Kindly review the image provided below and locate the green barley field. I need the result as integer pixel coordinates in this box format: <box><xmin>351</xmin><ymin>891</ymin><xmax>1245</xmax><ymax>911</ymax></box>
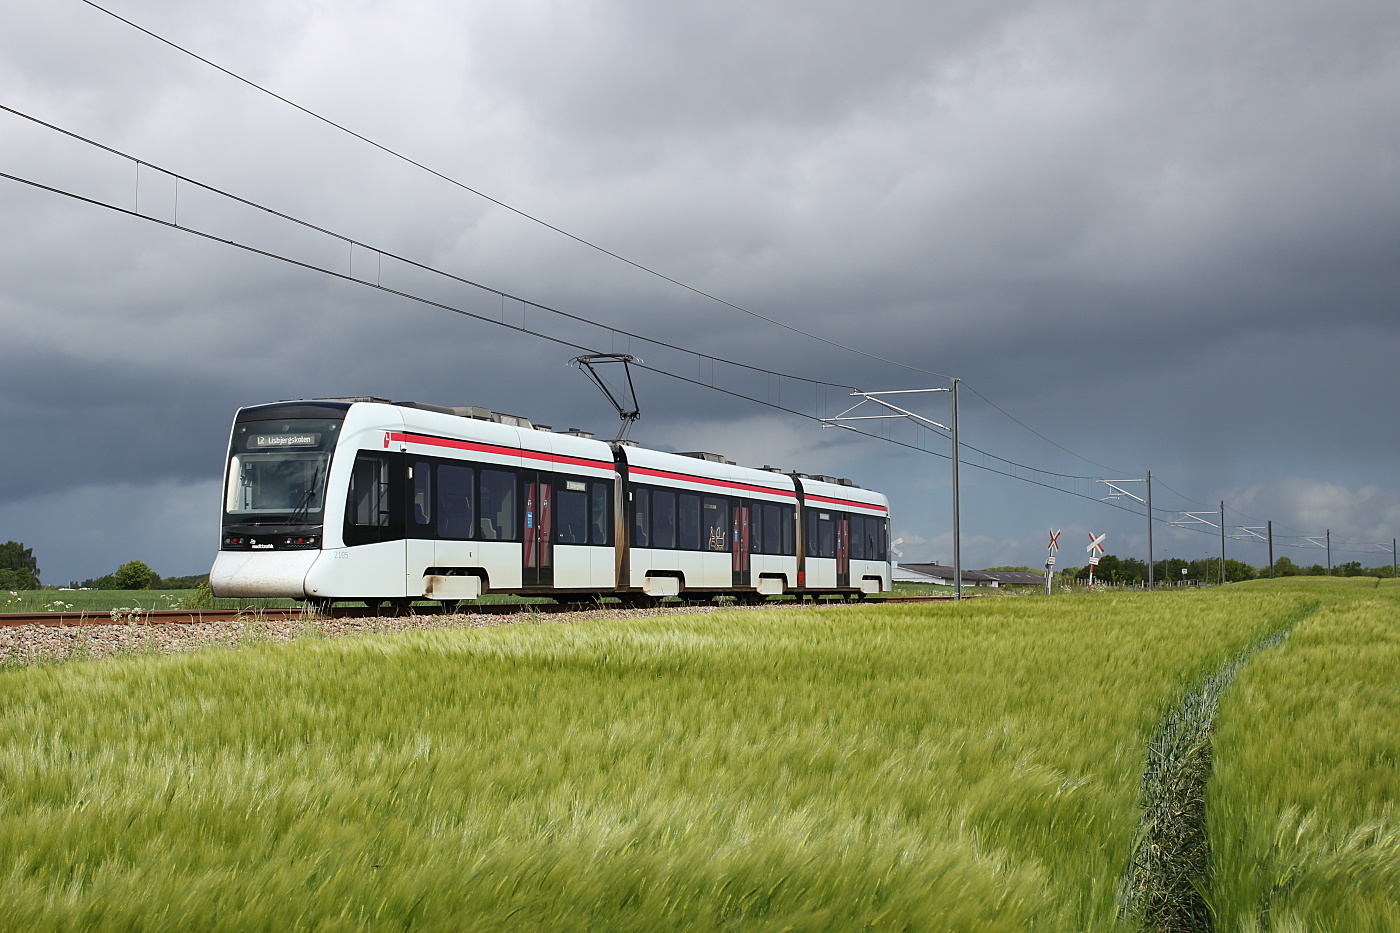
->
<box><xmin>0</xmin><ymin>582</ymin><xmax>1392</xmax><ymax>931</ymax></box>
<box><xmin>1208</xmin><ymin>578</ymin><xmax>1400</xmax><ymax>932</ymax></box>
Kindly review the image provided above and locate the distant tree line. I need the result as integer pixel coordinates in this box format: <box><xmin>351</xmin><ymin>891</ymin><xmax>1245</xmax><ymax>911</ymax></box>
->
<box><xmin>74</xmin><ymin>561</ymin><xmax>210</xmax><ymax>590</ymax></box>
<box><xmin>1</xmin><ymin>542</ymin><xmax>212</xmax><ymax>590</ymax></box>
<box><xmin>1062</xmin><ymin>553</ymin><xmax>1396</xmax><ymax>585</ymax></box>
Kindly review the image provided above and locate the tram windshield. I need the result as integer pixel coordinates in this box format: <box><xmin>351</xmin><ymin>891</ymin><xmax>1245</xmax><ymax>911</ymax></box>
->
<box><xmin>224</xmin><ymin>419</ymin><xmax>340</xmax><ymax>523</ymax></box>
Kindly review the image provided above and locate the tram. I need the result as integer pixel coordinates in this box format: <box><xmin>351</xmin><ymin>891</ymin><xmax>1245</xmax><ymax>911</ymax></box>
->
<box><xmin>210</xmin><ymin>398</ymin><xmax>891</xmax><ymax>606</ymax></box>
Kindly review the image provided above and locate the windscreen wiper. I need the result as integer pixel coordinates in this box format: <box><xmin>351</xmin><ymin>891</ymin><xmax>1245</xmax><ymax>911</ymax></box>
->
<box><xmin>288</xmin><ymin>465</ymin><xmax>321</xmax><ymax>525</ymax></box>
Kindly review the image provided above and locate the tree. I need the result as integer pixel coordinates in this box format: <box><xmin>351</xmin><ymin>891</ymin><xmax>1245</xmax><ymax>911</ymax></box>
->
<box><xmin>113</xmin><ymin>560</ymin><xmax>158</xmax><ymax>590</ymax></box>
<box><xmin>1272</xmin><ymin>556</ymin><xmax>1300</xmax><ymax>577</ymax></box>
<box><xmin>1224</xmin><ymin>560</ymin><xmax>1257</xmax><ymax>583</ymax></box>
<box><xmin>1336</xmin><ymin>561</ymin><xmax>1365</xmax><ymax>577</ymax></box>
<box><xmin>0</xmin><ymin>541</ymin><xmax>40</xmax><ymax>590</ymax></box>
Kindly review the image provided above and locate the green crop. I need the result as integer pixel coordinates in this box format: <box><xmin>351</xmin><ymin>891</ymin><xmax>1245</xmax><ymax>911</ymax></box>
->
<box><xmin>0</xmin><ymin>588</ymin><xmax>1320</xmax><ymax>931</ymax></box>
<box><xmin>1208</xmin><ymin>579</ymin><xmax>1400</xmax><ymax>932</ymax></box>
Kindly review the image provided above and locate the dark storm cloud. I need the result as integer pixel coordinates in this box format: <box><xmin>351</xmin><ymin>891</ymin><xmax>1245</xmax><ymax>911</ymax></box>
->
<box><xmin>1</xmin><ymin>0</ymin><xmax>1397</xmax><ymax>580</ymax></box>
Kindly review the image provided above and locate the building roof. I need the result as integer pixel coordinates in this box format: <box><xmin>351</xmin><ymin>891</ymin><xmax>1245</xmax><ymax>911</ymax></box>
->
<box><xmin>895</xmin><ymin>563</ymin><xmax>996</xmax><ymax>584</ymax></box>
<box><xmin>980</xmin><ymin>570</ymin><xmax>1047</xmax><ymax>586</ymax></box>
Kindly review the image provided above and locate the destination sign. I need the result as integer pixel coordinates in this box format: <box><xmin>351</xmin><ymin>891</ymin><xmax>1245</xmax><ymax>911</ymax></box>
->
<box><xmin>252</xmin><ymin>434</ymin><xmax>320</xmax><ymax>448</ymax></box>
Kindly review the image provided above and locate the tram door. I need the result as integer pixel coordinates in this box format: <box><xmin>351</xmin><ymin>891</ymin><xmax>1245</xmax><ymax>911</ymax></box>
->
<box><xmin>522</xmin><ymin>472</ymin><xmax>554</xmax><ymax>588</ymax></box>
<box><xmin>732</xmin><ymin>504</ymin><xmax>751</xmax><ymax>587</ymax></box>
<box><xmin>836</xmin><ymin>516</ymin><xmax>850</xmax><ymax>589</ymax></box>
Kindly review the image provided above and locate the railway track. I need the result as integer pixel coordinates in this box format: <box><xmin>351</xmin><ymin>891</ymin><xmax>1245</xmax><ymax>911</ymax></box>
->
<box><xmin>0</xmin><ymin>594</ymin><xmax>965</xmax><ymax>628</ymax></box>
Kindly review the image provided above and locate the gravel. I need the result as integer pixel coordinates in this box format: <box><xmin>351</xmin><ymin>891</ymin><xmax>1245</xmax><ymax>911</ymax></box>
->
<box><xmin>0</xmin><ymin>603</ymin><xmax>814</xmax><ymax>669</ymax></box>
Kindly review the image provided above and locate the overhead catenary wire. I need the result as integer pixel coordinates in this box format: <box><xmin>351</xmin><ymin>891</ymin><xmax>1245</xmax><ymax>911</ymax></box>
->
<box><xmin>9</xmin><ymin>161</ymin><xmax>1379</xmax><ymax>554</ymax></box>
<box><xmin>1</xmin><ymin>159</ymin><xmax>1141</xmax><ymax>506</ymax></box>
<box><xmin>8</xmin><ymin>100</ymin><xmax>1379</xmax><ymax>558</ymax></box>
<box><xmin>48</xmin><ymin>2</ymin><xmax>1397</xmax><ymax>562</ymax></box>
<box><xmin>74</xmin><ymin>0</ymin><xmax>954</xmax><ymax>383</ymax></box>
<box><xmin>0</xmin><ymin>100</ymin><xmax>1113</xmax><ymax>494</ymax></box>
<box><xmin>71</xmin><ymin>0</ymin><xmax>1294</xmax><ymax>529</ymax></box>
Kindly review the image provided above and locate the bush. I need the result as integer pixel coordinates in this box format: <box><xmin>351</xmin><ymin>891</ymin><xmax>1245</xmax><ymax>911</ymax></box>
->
<box><xmin>113</xmin><ymin>560</ymin><xmax>158</xmax><ymax>591</ymax></box>
<box><xmin>0</xmin><ymin>568</ymin><xmax>40</xmax><ymax>590</ymax></box>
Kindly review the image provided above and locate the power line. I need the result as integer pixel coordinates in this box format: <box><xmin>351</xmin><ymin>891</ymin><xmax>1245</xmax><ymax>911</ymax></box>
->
<box><xmin>959</xmin><ymin>381</ymin><xmax>1141</xmax><ymax>476</ymax></box>
<box><xmin>0</xmin><ymin>99</ymin><xmax>1115</xmax><ymax>493</ymax></box>
<box><xmin>1</xmin><ymin>158</ymin><xmax>1132</xmax><ymax>504</ymax></box>
<box><xmin>3</xmin><ymin>96</ymin><xmax>1389</xmax><ymax>555</ymax></box>
<box><xmin>6</xmin><ymin>161</ymin><xmax>1384</xmax><ymax>554</ymax></box>
<box><xmin>74</xmin><ymin>0</ymin><xmax>954</xmax><ymax>382</ymax></box>
<box><xmin>0</xmin><ymin>101</ymin><xmax>852</xmax><ymax>396</ymax></box>
<box><xmin>74</xmin><ymin>0</ymin><xmax>1241</xmax><ymax>515</ymax></box>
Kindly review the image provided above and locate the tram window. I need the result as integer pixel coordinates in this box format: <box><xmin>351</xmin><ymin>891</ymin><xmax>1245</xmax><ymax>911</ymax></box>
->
<box><xmin>555</xmin><ymin>484</ymin><xmax>588</xmax><ymax>544</ymax></box>
<box><xmin>749</xmin><ymin>502</ymin><xmax>763</xmax><ymax>553</ymax></box>
<box><xmin>344</xmin><ymin>452</ymin><xmax>400</xmax><ymax>546</ymax></box>
<box><xmin>479</xmin><ymin>469</ymin><xmax>517</xmax><ymax>540</ymax></box>
<box><xmin>437</xmin><ymin>464</ymin><xmax>475</xmax><ymax>539</ymax></box>
<box><xmin>806</xmin><ymin>511</ymin><xmax>835</xmax><ymax>559</ymax></box>
<box><xmin>591</xmin><ymin>483</ymin><xmax>611</xmax><ymax>546</ymax></box>
<box><xmin>781</xmin><ymin>504</ymin><xmax>795</xmax><ymax>555</ymax></box>
<box><xmin>760</xmin><ymin>503</ymin><xmax>779</xmax><ymax>554</ymax></box>
<box><xmin>632</xmin><ymin>488</ymin><xmax>650</xmax><ymax>548</ymax></box>
<box><xmin>652</xmin><ymin>489</ymin><xmax>676</xmax><ymax>549</ymax></box>
<box><xmin>678</xmin><ymin>494</ymin><xmax>701</xmax><ymax>550</ymax></box>
<box><xmin>818</xmin><ymin>514</ymin><xmax>836</xmax><ymax>558</ymax></box>
<box><xmin>877</xmin><ymin>520</ymin><xmax>888</xmax><ymax>561</ymax></box>
<box><xmin>805</xmin><ymin>511</ymin><xmax>818</xmax><ymax>557</ymax></box>
<box><xmin>703</xmin><ymin>497</ymin><xmax>729</xmax><ymax>552</ymax></box>
<box><xmin>411</xmin><ymin>461</ymin><xmax>432</xmax><ymax>527</ymax></box>
<box><xmin>348</xmin><ymin>454</ymin><xmax>390</xmax><ymax>528</ymax></box>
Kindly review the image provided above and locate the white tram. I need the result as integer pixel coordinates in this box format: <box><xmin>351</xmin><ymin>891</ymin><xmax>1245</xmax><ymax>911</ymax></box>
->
<box><xmin>210</xmin><ymin>398</ymin><xmax>891</xmax><ymax>606</ymax></box>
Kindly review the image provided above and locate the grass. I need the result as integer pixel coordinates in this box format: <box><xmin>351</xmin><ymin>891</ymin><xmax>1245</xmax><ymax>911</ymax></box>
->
<box><xmin>1206</xmin><ymin>578</ymin><xmax>1400</xmax><ymax>931</ymax></box>
<box><xmin>0</xmin><ymin>589</ymin><xmax>572</xmax><ymax>614</ymax></box>
<box><xmin>0</xmin><ymin>586</ymin><xmax>1319</xmax><ymax>931</ymax></box>
<box><xmin>1</xmin><ymin>588</ymin><xmax>295</xmax><ymax>613</ymax></box>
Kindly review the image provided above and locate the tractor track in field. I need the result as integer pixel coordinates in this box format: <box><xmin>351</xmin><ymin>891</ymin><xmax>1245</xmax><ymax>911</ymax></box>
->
<box><xmin>1118</xmin><ymin>617</ymin><xmax>1306</xmax><ymax>932</ymax></box>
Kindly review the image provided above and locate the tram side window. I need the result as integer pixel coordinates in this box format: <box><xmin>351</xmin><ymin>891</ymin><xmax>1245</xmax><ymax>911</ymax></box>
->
<box><xmin>877</xmin><ymin>519</ymin><xmax>888</xmax><ymax>561</ymax></box>
<box><xmin>782</xmin><ymin>504</ymin><xmax>795</xmax><ymax>555</ymax></box>
<box><xmin>479</xmin><ymin>469</ymin><xmax>517</xmax><ymax>540</ymax></box>
<box><xmin>749</xmin><ymin>503</ymin><xmax>763</xmax><ymax>553</ymax></box>
<box><xmin>678</xmin><ymin>494</ymin><xmax>702</xmax><ymax>550</ymax></box>
<box><xmin>653</xmin><ymin>489</ymin><xmax>677</xmax><ymax>549</ymax></box>
<box><xmin>345</xmin><ymin>452</ymin><xmax>398</xmax><ymax>546</ymax></box>
<box><xmin>632</xmin><ymin>488</ymin><xmax>650</xmax><ymax>548</ymax></box>
<box><xmin>555</xmin><ymin>480</ymin><xmax>588</xmax><ymax>544</ymax></box>
<box><xmin>591</xmin><ymin>483</ymin><xmax>611</xmax><ymax>546</ymax></box>
<box><xmin>762</xmin><ymin>503</ymin><xmax>783</xmax><ymax>555</ymax></box>
<box><xmin>703</xmin><ymin>497</ymin><xmax>729</xmax><ymax>552</ymax></box>
<box><xmin>411</xmin><ymin>461</ymin><xmax>432</xmax><ymax>529</ymax></box>
<box><xmin>807</xmin><ymin>511</ymin><xmax>836</xmax><ymax>559</ymax></box>
<box><xmin>437</xmin><ymin>464</ymin><xmax>476</xmax><ymax>539</ymax></box>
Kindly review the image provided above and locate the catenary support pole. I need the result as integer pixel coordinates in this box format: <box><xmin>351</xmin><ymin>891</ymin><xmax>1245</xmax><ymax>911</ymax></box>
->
<box><xmin>1220</xmin><ymin>501</ymin><xmax>1226</xmax><ymax>585</ymax></box>
<box><xmin>1268</xmin><ymin>520</ymin><xmax>1274</xmax><ymax>578</ymax></box>
<box><xmin>1393</xmin><ymin>538</ymin><xmax>1397</xmax><ymax>580</ymax></box>
<box><xmin>1326</xmin><ymin>529</ymin><xmax>1331</xmax><ymax>574</ymax></box>
<box><xmin>951</xmin><ymin>377</ymin><xmax>962</xmax><ymax>602</ymax></box>
<box><xmin>1146</xmin><ymin>471</ymin><xmax>1154</xmax><ymax>591</ymax></box>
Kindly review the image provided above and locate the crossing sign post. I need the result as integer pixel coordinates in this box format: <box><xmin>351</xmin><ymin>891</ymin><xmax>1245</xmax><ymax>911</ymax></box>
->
<box><xmin>1045</xmin><ymin>529</ymin><xmax>1061</xmax><ymax>595</ymax></box>
<box><xmin>1086</xmin><ymin>532</ymin><xmax>1107</xmax><ymax>586</ymax></box>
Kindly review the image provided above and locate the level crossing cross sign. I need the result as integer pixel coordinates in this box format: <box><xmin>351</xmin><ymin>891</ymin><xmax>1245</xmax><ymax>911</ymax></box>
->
<box><xmin>1087</xmin><ymin>532</ymin><xmax>1106</xmax><ymax>566</ymax></box>
<box><xmin>1046</xmin><ymin>529</ymin><xmax>1061</xmax><ymax>567</ymax></box>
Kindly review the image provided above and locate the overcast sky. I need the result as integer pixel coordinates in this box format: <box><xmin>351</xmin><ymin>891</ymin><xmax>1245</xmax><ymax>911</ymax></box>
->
<box><xmin>2</xmin><ymin>0</ymin><xmax>1397</xmax><ymax>584</ymax></box>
